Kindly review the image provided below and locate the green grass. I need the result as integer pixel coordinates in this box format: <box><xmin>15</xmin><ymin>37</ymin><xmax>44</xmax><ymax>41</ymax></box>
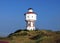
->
<box><xmin>0</xmin><ymin>30</ymin><xmax>60</xmax><ymax>43</ymax></box>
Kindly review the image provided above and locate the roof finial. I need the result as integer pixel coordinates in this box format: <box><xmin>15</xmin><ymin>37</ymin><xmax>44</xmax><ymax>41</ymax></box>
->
<box><xmin>28</xmin><ymin>8</ymin><xmax>33</xmax><ymax>10</ymax></box>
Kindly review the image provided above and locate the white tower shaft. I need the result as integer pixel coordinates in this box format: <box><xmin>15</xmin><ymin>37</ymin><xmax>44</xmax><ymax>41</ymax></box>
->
<box><xmin>27</xmin><ymin>21</ymin><xmax>35</xmax><ymax>30</ymax></box>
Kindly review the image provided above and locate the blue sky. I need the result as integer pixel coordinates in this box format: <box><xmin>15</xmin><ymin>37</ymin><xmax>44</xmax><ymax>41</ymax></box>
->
<box><xmin>0</xmin><ymin>0</ymin><xmax>60</xmax><ymax>36</ymax></box>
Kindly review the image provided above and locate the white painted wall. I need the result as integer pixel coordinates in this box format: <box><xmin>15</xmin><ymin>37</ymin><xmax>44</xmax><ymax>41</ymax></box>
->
<box><xmin>26</xmin><ymin>14</ymin><xmax>37</xmax><ymax>21</ymax></box>
<box><xmin>27</xmin><ymin>26</ymin><xmax>35</xmax><ymax>30</ymax></box>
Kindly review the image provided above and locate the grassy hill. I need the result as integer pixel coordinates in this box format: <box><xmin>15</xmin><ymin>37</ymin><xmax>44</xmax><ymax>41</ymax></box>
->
<box><xmin>0</xmin><ymin>30</ymin><xmax>60</xmax><ymax>43</ymax></box>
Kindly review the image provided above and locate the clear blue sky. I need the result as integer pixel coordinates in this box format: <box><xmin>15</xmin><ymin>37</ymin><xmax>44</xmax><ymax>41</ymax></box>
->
<box><xmin>0</xmin><ymin>0</ymin><xmax>60</xmax><ymax>36</ymax></box>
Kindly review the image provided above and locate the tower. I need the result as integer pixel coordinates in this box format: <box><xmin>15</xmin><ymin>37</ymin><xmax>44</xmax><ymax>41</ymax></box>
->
<box><xmin>24</xmin><ymin>8</ymin><xmax>37</xmax><ymax>30</ymax></box>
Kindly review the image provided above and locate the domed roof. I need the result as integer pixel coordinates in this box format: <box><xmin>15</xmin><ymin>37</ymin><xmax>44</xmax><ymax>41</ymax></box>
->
<box><xmin>24</xmin><ymin>8</ymin><xmax>36</xmax><ymax>15</ymax></box>
<box><xmin>28</xmin><ymin>8</ymin><xmax>33</xmax><ymax>10</ymax></box>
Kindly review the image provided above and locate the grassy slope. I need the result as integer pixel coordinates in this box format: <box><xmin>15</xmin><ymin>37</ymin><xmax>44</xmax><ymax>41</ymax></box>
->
<box><xmin>0</xmin><ymin>30</ymin><xmax>60</xmax><ymax>43</ymax></box>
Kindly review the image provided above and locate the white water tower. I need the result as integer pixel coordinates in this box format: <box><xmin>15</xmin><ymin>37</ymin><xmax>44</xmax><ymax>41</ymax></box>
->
<box><xmin>24</xmin><ymin>8</ymin><xmax>37</xmax><ymax>30</ymax></box>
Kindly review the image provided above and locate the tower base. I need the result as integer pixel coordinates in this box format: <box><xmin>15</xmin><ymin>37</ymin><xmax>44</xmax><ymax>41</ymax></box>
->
<box><xmin>27</xmin><ymin>26</ymin><xmax>35</xmax><ymax>30</ymax></box>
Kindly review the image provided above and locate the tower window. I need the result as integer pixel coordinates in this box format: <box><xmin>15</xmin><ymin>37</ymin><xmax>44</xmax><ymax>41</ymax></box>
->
<box><xmin>27</xmin><ymin>16</ymin><xmax>29</xmax><ymax>18</ymax></box>
<box><xmin>32</xmin><ymin>16</ymin><xmax>33</xmax><ymax>18</ymax></box>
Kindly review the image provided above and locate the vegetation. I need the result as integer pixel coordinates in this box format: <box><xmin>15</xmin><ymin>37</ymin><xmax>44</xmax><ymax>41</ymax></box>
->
<box><xmin>0</xmin><ymin>29</ymin><xmax>60</xmax><ymax>43</ymax></box>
